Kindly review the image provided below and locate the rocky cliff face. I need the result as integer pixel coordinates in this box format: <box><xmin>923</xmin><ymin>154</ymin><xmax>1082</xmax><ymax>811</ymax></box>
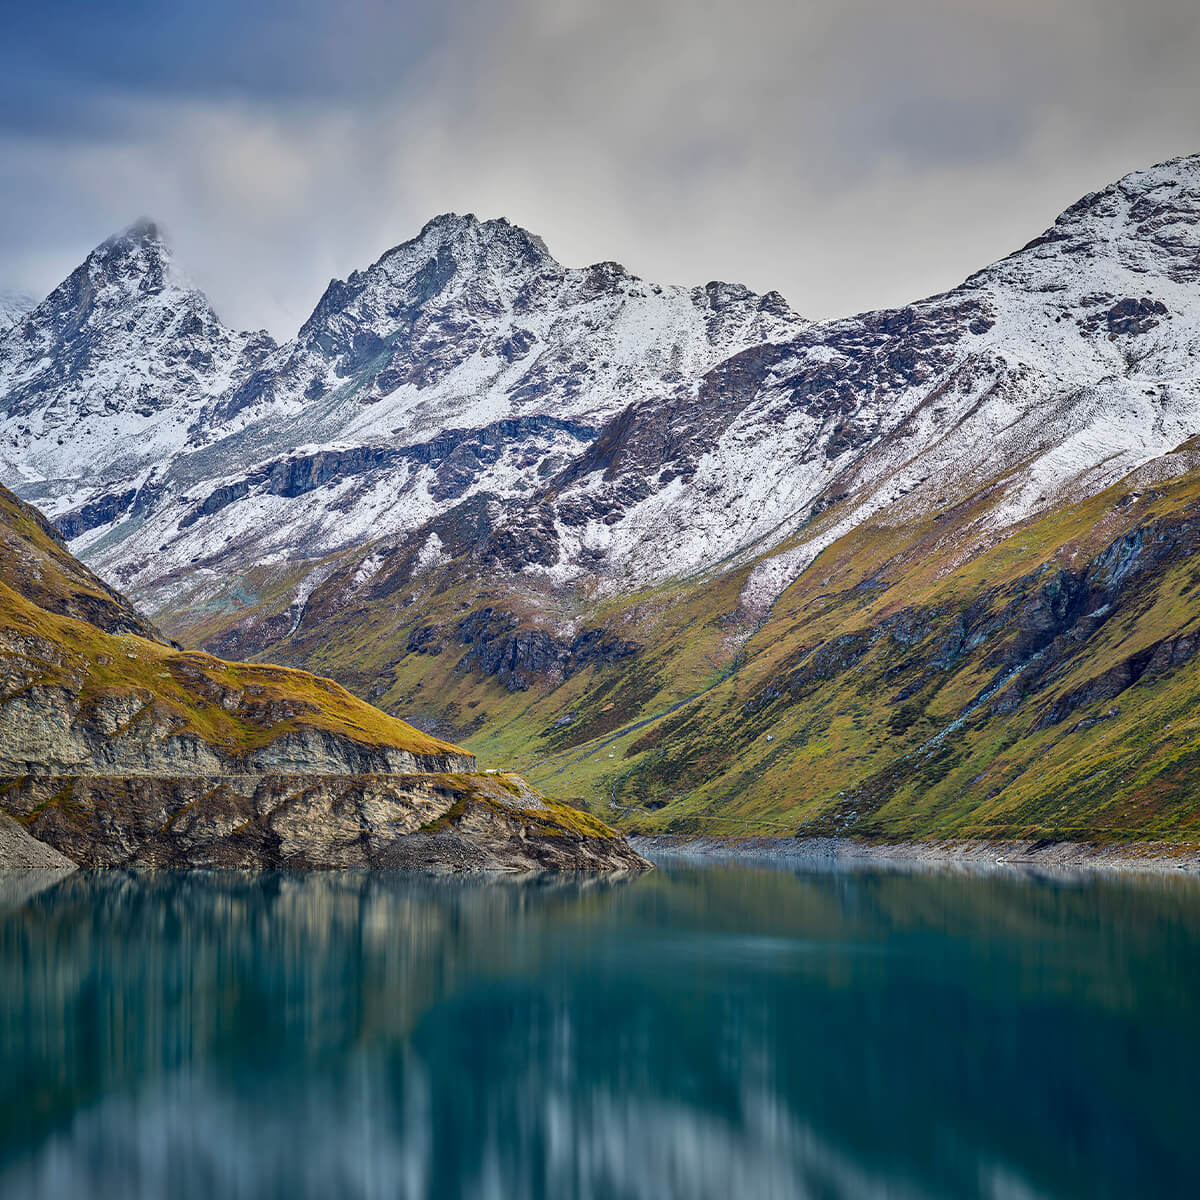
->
<box><xmin>0</xmin><ymin>481</ymin><xmax>474</xmax><ymax>778</ymax></box>
<box><xmin>0</xmin><ymin>771</ymin><xmax>647</xmax><ymax>871</ymax></box>
<box><xmin>0</xmin><ymin>680</ymin><xmax>474</xmax><ymax>778</ymax></box>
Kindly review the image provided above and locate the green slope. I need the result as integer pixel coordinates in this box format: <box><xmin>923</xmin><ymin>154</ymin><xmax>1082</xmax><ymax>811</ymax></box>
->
<box><xmin>165</xmin><ymin>451</ymin><xmax>1200</xmax><ymax>846</ymax></box>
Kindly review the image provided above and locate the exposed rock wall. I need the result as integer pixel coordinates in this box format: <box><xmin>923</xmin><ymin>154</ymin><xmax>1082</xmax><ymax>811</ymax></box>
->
<box><xmin>0</xmin><ymin>683</ymin><xmax>476</xmax><ymax>777</ymax></box>
<box><xmin>0</xmin><ymin>772</ymin><xmax>649</xmax><ymax>872</ymax></box>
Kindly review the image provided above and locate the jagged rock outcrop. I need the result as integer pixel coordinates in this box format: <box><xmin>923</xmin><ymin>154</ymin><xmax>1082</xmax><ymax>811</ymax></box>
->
<box><xmin>0</xmin><ymin>771</ymin><xmax>648</xmax><ymax>871</ymax></box>
<box><xmin>0</xmin><ymin>680</ymin><xmax>474</xmax><ymax>777</ymax></box>
<box><xmin>451</xmin><ymin>609</ymin><xmax>640</xmax><ymax>692</ymax></box>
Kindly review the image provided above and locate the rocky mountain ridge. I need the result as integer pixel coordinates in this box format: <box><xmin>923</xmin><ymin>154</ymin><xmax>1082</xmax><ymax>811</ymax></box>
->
<box><xmin>4</xmin><ymin>157</ymin><xmax>1198</xmax><ymax>630</ymax></box>
<box><xmin>167</xmin><ymin>155</ymin><xmax>1200</xmax><ymax>650</ymax></box>
<box><xmin>1</xmin><ymin>210</ymin><xmax>801</xmax><ymax>621</ymax></box>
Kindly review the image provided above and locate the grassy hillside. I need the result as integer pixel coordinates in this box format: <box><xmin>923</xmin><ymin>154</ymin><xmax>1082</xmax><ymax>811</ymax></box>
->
<box><xmin>164</xmin><ymin>448</ymin><xmax>1200</xmax><ymax>847</ymax></box>
<box><xmin>0</xmin><ymin>483</ymin><xmax>647</xmax><ymax>870</ymax></box>
<box><xmin>0</xmin><ymin>483</ymin><xmax>466</xmax><ymax>765</ymax></box>
<box><xmin>0</xmin><ymin>484</ymin><xmax>163</xmax><ymax>640</ymax></box>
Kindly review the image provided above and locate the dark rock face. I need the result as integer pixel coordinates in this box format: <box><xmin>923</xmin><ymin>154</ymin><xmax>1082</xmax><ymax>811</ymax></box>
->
<box><xmin>1032</xmin><ymin>630</ymin><xmax>1200</xmax><ymax>730</ymax></box>
<box><xmin>1075</xmin><ymin>296</ymin><xmax>1170</xmax><ymax>337</ymax></box>
<box><xmin>55</xmin><ymin>488</ymin><xmax>138</xmax><ymax>540</ymax></box>
<box><xmin>1106</xmin><ymin>297</ymin><xmax>1168</xmax><ymax>335</ymax></box>
<box><xmin>797</xmin><ymin>632</ymin><xmax>874</xmax><ymax>682</ymax></box>
<box><xmin>263</xmin><ymin>447</ymin><xmax>398</xmax><ymax>499</ymax></box>
<box><xmin>522</xmin><ymin>293</ymin><xmax>994</xmax><ymax>556</ymax></box>
<box><xmin>457</xmin><ymin>613</ymin><xmax>561</xmax><ymax>690</ymax></box>
<box><xmin>452</xmin><ymin>608</ymin><xmax>641</xmax><ymax>692</ymax></box>
<box><xmin>484</xmin><ymin>505</ymin><xmax>562</xmax><ymax>572</ymax></box>
<box><xmin>214</xmin><ymin>364</ymin><xmax>277</xmax><ymax>422</ymax></box>
<box><xmin>747</xmin><ymin>507</ymin><xmax>1200</xmax><ymax>731</ymax></box>
<box><xmin>1032</xmin><ymin>645</ymin><xmax>1157</xmax><ymax>730</ymax></box>
<box><xmin>553</xmin><ymin>340</ymin><xmax>786</xmax><ymax>496</ymax></box>
<box><xmin>181</xmin><ymin>447</ymin><xmax>400</xmax><ymax>526</ymax></box>
<box><xmin>178</xmin><ymin>416</ymin><xmax>597</xmax><ymax>529</ymax></box>
<box><xmin>406</xmin><ymin>625</ymin><xmax>444</xmax><ymax>656</ymax></box>
<box><xmin>57</xmin><ymin>480</ymin><xmax>166</xmax><ymax>540</ymax></box>
<box><xmin>178</xmin><ymin>479</ymin><xmax>251</xmax><ymax>528</ymax></box>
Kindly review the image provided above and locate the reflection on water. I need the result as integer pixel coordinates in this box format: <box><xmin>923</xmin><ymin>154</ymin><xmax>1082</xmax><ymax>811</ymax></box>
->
<box><xmin>2</xmin><ymin>863</ymin><xmax>1199</xmax><ymax>1199</ymax></box>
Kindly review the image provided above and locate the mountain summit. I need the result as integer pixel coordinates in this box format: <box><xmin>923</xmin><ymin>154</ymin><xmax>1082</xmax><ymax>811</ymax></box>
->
<box><xmin>0</xmin><ymin>218</ymin><xmax>276</xmax><ymax>492</ymax></box>
<box><xmin>1</xmin><ymin>204</ymin><xmax>801</xmax><ymax>606</ymax></box>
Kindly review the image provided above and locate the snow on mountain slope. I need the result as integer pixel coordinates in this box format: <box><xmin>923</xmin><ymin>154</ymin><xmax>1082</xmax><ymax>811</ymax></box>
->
<box><xmin>1</xmin><ymin>212</ymin><xmax>802</xmax><ymax>604</ymax></box>
<box><xmin>0</xmin><ymin>220</ymin><xmax>276</xmax><ymax>505</ymax></box>
<box><xmin>0</xmin><ymin>290</ymin><xmax>37</xmax><ymax>333</ymax></box>
<box><xmin>200</xmin><ymin>214</ymin><xmax>798</xmax><ymax>443</ymax></box>
<box><xmin>487</xmin><ymin>153</ymin><xmax>1200</xmax><ymax>608</ymax></box>
<box><xmin>3</xmin><ymin>155</ymin><xmax>1200</xmax><ymax>637</ymax></box>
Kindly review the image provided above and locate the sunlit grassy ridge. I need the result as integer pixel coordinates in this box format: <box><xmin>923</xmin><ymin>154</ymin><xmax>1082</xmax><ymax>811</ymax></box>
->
<box><xmin>0</xmin><ymin>483</ymin><xmax>465</xmax><ymax>762</ymax></box>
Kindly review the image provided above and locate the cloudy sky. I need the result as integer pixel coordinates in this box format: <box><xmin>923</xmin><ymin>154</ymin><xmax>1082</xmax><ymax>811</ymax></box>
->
<box><xmin>1</xmin><ymin>0</ymin><xmax>1197</xmax><ymax>335</ymax></box>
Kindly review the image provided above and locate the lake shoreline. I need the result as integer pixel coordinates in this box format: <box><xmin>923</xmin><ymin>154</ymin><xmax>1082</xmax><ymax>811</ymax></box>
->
<box><xmin>632</xmin><ymin>834</ymin><xmax>1200</xmax><ymax>873</ymax></box>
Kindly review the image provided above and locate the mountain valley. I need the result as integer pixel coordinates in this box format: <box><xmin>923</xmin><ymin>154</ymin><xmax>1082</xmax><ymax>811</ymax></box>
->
<box><xmin>5</xmin><ymin>153</ymin><xmax>1200</xmax><ymax>851</ymax></box>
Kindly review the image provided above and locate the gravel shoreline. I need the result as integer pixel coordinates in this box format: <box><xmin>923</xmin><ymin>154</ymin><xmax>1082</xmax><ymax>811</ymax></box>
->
<box><xmin>632</xmin><ymin>834</ymin><xmax>1200</xmax><ymax>874</ymax></box>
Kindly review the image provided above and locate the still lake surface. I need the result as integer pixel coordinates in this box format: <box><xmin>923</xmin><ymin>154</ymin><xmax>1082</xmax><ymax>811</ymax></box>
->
<box><xmin>1</xmin><ymin>860</ymin><xmax>1198</xmax><ymax>1199</ymax></box>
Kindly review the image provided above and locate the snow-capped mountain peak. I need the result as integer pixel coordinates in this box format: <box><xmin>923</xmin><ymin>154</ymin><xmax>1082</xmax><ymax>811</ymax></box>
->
<box><xmin>191</xmin><ymin>203</ymin><xmax>804</xmax><ymax>463</ymax></box>
<box><xmin>970</xmin><ymin>152</ymin><xmax>1200</xmax><ymax>297</ymax></box>
<box><xmin>294</xmin><ymin>211</ymin><xmax>560</xmax><ymax>369</ymax></box>
<box><xmin>2</xmin><ymin>205</ymin><xmax>803</xmax><ymax>601</ymax></box>
<box><xmin>86</xmin><ymin>217</ymin><xmax>174</xmax><ymax>295</ymax></box>
<box><xmin>6</xmin><ymin>154</ymin><xmax>1200</xmax><ymax>639</ymax></box>
<box><xmin>0</xmin><ymin>219</ymin><xmax>275</xmax><ymax>498</ymax></box>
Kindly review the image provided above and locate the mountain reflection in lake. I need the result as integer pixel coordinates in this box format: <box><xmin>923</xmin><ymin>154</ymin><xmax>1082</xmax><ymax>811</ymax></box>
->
<box><xmin>2</xmin><ymin>862</ymin><xmax>1198</xmax><ymax>1199</ymax></box>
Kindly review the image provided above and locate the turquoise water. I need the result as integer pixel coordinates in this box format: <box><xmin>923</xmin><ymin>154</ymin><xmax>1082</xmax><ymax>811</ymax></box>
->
<box><xmin>2</xmin><ymin>861</ymin><xmax>1198</xmax><ymax>1199</ymax></box>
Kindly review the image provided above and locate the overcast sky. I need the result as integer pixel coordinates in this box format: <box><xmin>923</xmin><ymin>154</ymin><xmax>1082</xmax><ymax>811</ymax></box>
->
<box><xmin>1</xmin><ymin>0</ymin><xmax>1197</xmax><ymax>336</ymax></box>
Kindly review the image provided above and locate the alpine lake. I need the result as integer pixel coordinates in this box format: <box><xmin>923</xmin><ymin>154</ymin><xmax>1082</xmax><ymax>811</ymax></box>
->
<box><xmin>2</xmin><ymin>857</ymin><xmax>1197</xmax><ymax>1199</ymax></box>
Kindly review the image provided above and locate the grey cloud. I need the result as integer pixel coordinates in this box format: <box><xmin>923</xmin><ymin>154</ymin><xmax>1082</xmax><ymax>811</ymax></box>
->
<box><xmin>0</xmin><ymin>0</ymin><xmax>1197</xmax><ymax>335</ymax></box>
